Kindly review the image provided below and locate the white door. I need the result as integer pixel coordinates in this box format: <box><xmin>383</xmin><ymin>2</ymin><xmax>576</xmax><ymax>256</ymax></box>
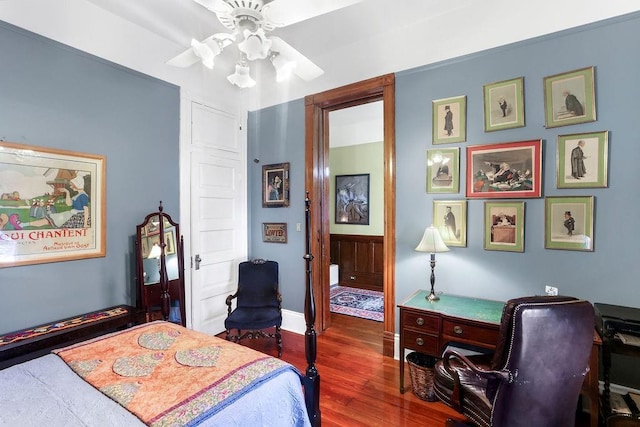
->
<box><xmin>180</xmin><ymin>98</ymin><xmax>247</xmax><ymax>335</ymax></box>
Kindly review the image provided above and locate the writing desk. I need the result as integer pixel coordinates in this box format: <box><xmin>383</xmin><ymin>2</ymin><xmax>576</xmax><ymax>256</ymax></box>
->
<box><xmin>398</xmin><ymin>291</ymin><xmax>503</xmax><ymax>393</ymax></box>
<box><xmin>398</xmin><ymin>291</ymin><xmax>600</xmax><ymax>427</ymax></box>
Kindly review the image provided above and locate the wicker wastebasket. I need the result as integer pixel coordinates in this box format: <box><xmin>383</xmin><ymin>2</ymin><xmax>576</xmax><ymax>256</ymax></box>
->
<box><xmin>406</xmin><ymin>352</ymin><xmax>437</xmax><ymax>402</ymax></box>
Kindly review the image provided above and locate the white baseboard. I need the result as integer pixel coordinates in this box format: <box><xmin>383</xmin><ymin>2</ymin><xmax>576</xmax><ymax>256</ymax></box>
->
<box><xmin>282</xmin><ymin>309</ymin><xmax>307</xmax><ymax>335</ymax></box>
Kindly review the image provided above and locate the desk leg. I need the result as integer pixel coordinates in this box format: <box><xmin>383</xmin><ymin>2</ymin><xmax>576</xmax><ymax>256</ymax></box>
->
<box><xmin>603</xmin><ymin>340</ymin><xmax>612</xmax><ymax>418</ymax></box>
<box><xmin>400</xmin><ymin>346</ymin><xmax>405</xmax><ymax>393</ymax></box>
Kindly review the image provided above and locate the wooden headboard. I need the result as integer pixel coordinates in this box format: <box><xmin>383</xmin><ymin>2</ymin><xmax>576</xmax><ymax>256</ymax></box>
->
<box><xmin>330</xmin><ymin>234</ymin><xmax>384</xmax><ymax>291</ymax></box>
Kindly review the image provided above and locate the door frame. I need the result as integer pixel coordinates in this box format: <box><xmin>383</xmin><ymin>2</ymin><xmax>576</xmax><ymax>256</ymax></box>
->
<box><xmin>304</xmin><ymin>74</ymin><xmax>396</xmax><ymax>357</ymax></box>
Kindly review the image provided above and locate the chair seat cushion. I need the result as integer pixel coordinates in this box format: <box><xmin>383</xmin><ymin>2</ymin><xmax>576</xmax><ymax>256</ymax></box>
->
<box><xmin>225</xmin><ymin>307</ymin><xmax>282</xmax><ymax>330</ymax></box>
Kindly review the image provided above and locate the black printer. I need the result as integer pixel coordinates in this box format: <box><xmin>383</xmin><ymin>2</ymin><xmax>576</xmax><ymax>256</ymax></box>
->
<box><xmin>594</xmin><ymin>302</ymin><xmax>640</xmax><ymax>338</ymax></box>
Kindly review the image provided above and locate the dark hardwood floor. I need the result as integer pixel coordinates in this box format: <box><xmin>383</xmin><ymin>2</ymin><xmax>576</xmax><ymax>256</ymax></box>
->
<box><xmin>221</xmin><ymin>312</ymin><xmax>594</xmax><ymax>426</ymax></box>
<box><xmin>222</xmin><ymin>313</ymin><xmax>465</xmax><ymax>426</ymax></box>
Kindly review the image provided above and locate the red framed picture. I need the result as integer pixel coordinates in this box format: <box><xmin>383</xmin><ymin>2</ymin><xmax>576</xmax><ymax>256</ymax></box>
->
<box><xmin>466</xmin><ymin>139</ymin><xmax>542</xmax><ymax>199</ymax></box>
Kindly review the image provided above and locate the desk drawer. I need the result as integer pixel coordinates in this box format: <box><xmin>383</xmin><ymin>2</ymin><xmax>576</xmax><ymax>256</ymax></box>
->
<box><xmin>402</xmin><ymin>330</ymin><xmax>439</xmax><ymax>356</ymax></box>
<box><xmin>442</xmin><ymin>319</ymin><xmax>499</xmax><ymax>349</ymax></box>
<box><xmin>402</xmin><ymin>310</ymin><xmax>440</xmax><ymax>334</ymax></box>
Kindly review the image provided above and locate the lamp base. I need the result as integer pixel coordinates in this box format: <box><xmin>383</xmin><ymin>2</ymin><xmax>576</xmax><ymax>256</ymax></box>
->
<box><xmin>426</xmin><ymin>291</ymin><xmax>440</xmax><ymax>302</ymax></box>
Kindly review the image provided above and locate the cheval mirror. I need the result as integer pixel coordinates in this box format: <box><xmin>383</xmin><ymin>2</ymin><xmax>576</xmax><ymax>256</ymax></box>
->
<box><xmin>135</xmin><ymin>201</ymin><xmax>186</xmax><ymax>326</ymax></box>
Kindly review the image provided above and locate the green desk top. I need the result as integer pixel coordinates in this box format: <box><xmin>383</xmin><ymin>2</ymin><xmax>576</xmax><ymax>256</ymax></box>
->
<box><xmin>398</xmin><ymin>290</ymin><xmax>505</xmax><ymax>324</ymax></box>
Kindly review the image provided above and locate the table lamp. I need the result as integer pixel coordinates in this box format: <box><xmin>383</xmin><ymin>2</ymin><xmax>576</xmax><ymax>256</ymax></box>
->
<box><xmin>415</xmin><ymin>224</ymin><xmax>449</xmax><ymax>301</ymax></box>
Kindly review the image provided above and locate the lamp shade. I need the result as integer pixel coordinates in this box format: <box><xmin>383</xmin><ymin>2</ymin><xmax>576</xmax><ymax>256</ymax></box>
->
<box><xmin>148</xmin><ymin>243</ymin><xmax>162</xmax><ymax>259</ymax></box>
<box><xmin>415</xmin><ymin>225</ymin><xmax>449</xmax><ymax>253</ymax></box>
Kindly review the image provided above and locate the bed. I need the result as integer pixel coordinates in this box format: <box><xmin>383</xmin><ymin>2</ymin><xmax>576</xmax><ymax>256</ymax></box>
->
<box><xmin>0</xmin><ymin>197</ymin><xmax>320</xmax><ymax>426</ymax></box>
<box><xmin>0</xmin><ymin>321</ymin><xmax>310</xmax><ymax>426</ymax></box>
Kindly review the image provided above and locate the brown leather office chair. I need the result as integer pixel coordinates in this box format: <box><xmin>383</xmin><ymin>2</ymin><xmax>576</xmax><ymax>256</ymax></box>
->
<box><xmin>433</xmin><ymin>295</ymin><xmax>594</xmax><ymax>427</ymax></box>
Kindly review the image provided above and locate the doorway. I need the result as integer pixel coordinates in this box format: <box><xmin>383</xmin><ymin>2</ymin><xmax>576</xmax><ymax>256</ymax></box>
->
<box><xmin>304</xmin><ymin>74</ymin><xmax>396</xmax><ymax>357</ymax></box>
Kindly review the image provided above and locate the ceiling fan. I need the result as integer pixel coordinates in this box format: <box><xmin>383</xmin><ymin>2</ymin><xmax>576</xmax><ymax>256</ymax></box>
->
<box><xmin>167</xmin><ymin>0</ymin><xmax>363</xmax><ymax>88</ymax></box>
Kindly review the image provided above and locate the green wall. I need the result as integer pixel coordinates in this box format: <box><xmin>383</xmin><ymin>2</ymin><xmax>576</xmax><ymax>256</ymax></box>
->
<box><xmin>329</xmin><ymin>142</ymin><xmax>384</xmax><ymax>235</ymax></box>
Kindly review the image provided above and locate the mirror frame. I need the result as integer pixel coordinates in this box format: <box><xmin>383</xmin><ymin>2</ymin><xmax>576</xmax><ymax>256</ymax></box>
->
<box><xmin>135</xmin><ymin>202</ymin><xmax>185</xmax><ymax>326</ymax></box>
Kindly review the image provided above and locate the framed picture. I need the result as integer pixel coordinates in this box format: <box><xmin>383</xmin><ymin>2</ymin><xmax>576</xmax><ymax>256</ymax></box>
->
<box><xmin>426</xmin><ymin>148</ymin><xmax>459</xmax><ymax>194</ymax></box>
<box><xmin>145</xmin><ymin>221</ymin><xmax>160</xmax><ymax>236</ymax></box>
<box><xmin>556</xmin><ymin>130</ymin><xmax>608</xmax><ymax>188</ymax></box>
<box><xmin>262</xmin><ymin>162</ymin><xmax>290</xmax><ymax>208</ymax></box>
<box><xmin>483</xmin><ymin>77</ymin><xmax>525</xmax><ymax>132</ymax></box>
<box><xmin>466</xmin><ymin>139</ymin><xmax>542</xmax><ymax>199</ymax></box>
<box><xmin>433</xmin><ymin>200</ymin><xmax>467</xmax><ymax>247</ymax></box>
<box><xmin>262</xmin><ymin>222</ymin><xmax>288</xmax><ymax>243</ymax></box>
<box><xmin>0</xmin><ymin>141</ymin><xmax>106</xmax><ymax>268</ymax></box>
<box><xmin>484</xmin><ymin>201</ymin><xmax>525</xmax><ymax>252</ymax></box>
<box><xmin>432</xmin><ymin>95</ymin><xmax>466</xmax><ymax>144</ymax></box>
<box><xmin>335</xmin><ymin>173</ymin><xmax>369</xmax><ymax>225</ymax></box>
<box><xmin>545</xmin><ymin>196</ymin><xmax>594</xmax><ymax>251</ymax></box>
<box><xmin>164</xmin><ymin>230</ymin><xmax>176</xmax><ymax>255</ymax></box>
<box><xmin>543</xmin><ymin>66</ymin><xmax>596</xmax><ymax>128</ymax></box>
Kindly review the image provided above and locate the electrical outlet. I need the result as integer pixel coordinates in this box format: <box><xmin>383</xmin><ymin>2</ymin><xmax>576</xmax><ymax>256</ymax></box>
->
<box><xmin>545</xmin><ymin>285</ymin><xmax>558</xmax><ymax>296</ymax></box>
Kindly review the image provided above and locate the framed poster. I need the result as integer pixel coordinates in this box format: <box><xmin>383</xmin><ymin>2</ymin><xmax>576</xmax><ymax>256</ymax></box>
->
<box><xmin>433</xmin><ymin>200</ymin><xmax>467</xmax><ymax>247</ymax></box>
<box><xmin>0</xmin><ymin>141</ymin><xmax>106</xmax><ymax>268</ymax></box>
<box><xmin>484</xmin><ymin>201</ymin><xmax>525</xmax><ymax>252</ymax></box>
<box><xmin>466</xmin><ymin>139</ymin><xmax>542</xmax><ymax>199</ymax></box>
<box><xmin>426</xmin><ymin>148</ymin><xmax>459</xmax><ymax>194</ymax></box>
<box><xmin>556</xmin><ymin>130</ymin><xmax>608</xmax><ymax>188</ymax></box>
<box><xmin>335</xmin><ymin>173</ymin><xmax>369</xmax><ymax>225</ymax></box>
<box><xmin>432</xmin><ymin>95</ymin><xmax>466</xmax><ymax>144</ymax></box>
<box><xmin>262</xmin><ymin>222</ymin><xmax>287</xmax><ymax>243</ymax></box>
<box><xmin>544</xmin><ymin>196</ymin><xmax>594</xmax><ymax>251</ymax></box>
<box><xmin>262</xmin><ymin>162</ymin><xmax>290</xmax><ymax>208</ymax></box>
<box><xmin>543</xmin><ymin>66</ymin><xmax>596</xmax><ymax>128</ymax></box>
<box><xmin>483</xmin><ymin>77</ymin><xmax>525</xmax><ymax>132</ymax></box>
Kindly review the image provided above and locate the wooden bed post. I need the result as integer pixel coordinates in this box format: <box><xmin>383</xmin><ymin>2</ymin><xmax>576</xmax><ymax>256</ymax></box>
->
<box><xmin>157</xmin><ymin>202</ymin><xmax>170</xmax><ymax>321</ymax></box>
<box><xmin>303</xmin><ymin>193</ymin><xmax>321</xmax><ymax>426</ymax></box>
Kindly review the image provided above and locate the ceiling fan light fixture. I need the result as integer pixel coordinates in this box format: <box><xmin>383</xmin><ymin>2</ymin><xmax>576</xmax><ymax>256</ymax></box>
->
<box><xmin>190</xmin><ymin>38</ymin><xmax>219</xmax><ymax>69</ymax></box>
<box><xmin>227</xmin><ymin>61</ymin><xmax>256</xmax><ymax>88</ymax></box>
<box><xmin>270</xmin><ymin>52</ymin><xmax>297</xmax><ymax>82</ymax></box>
<box><xmin>238</xmin><ymin>28</ymin><xmax>272</xmax><ymax>60</ymax></box>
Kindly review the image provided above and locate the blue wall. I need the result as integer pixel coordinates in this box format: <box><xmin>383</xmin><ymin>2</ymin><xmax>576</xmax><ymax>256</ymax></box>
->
<box><xmin>247</xmin><ymin>100</ymin><xmax>308</xmax><ymax>313</ymax></box>
<box><xmin>0</xmin><ymin>22</ymin><xmax>180</xmax><ymax>333</ymax></box>
<box><xmin>395</xmin><ymin>13</ymin><xmax>640</xmax><ymax>308</ymax></box>
<box><xmin>249</xmin><ymin>13</ymin><xmax>640</xmax><ymax>386</ymax></box>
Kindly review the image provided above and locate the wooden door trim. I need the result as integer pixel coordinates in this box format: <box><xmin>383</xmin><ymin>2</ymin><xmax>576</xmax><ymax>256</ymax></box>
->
<box><xmin>305</xmin><ymin>74</ymin><xmax>396</xmax><ymax>357</ymax></box>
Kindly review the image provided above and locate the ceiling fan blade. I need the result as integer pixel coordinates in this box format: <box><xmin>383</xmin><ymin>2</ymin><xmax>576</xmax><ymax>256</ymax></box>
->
<box><xmin>166</xmin><ymin>47</ymin><xmax>201</xmax><ymax>68</ymax></box>
<box><xmin>192</xmin><ymin>0</ymin><xmax>231</xmax><ymax>15</ymax></box>
<box><xmin>262</xmin><ymin>0</ymin><xmax>364</xmax><ymax>27</ymax></box>
<box><xmin>270</xmin><ymin>36</ymin><xmax>324</xmax><ymax>81</ymax></box>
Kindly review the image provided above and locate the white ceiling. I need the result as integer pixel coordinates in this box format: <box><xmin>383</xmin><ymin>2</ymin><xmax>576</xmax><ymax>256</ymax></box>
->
<box><xmin>1</xmin><ymin>0</ymin><xmax>639</xmax><ymax>111</ymax></box>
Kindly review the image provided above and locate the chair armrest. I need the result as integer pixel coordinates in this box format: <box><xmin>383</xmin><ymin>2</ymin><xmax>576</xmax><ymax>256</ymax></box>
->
<box><xmin>442</xmin><ymin>349</ymin><xmax>512</xmax><ymax>383</ymax></box>
<box><xmin>225</xmin><ymin>293</ymin><xmax>237</xmax><ymax>307</ymax></box>
<box><xmin>225</xmin><ymin>293</ymin><xmax>238</xmax><ymax>317</ymax></box>
<box><xmin>441</xmin><ymin>349</ymin><xmax>511</xmax><ymax>411</ymax></box>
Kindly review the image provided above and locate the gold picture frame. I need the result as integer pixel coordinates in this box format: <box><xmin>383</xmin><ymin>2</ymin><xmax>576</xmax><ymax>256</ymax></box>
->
<box><xmin>262</xmin><ymin>162</ymin><xmax>290</xmax><ymax>208</ymax></box>
<box><xmin>426</xmin><ymin>148</ymin><xmax>459</xmax><ymax>194</ymax></box>
<box><xmin>556</xmin><ymin>131</ymin><xmax>608</xmax><ymax>188</ymax></box>
<box><xmin>484</xmin><ymin>201</ymin><xmax>525</xmax><ymax>252</ymax></box>
<box><xmin>0</xmin><ymin>141</ymin><xmax>106</xmax><ymax>268</ymax></box>
<box><xmin>543</xmin><ymin>66</ymin><xmax>596</xmax><ymax>128</ymax></box>
<box><xmin>545</xmin><ymin>196</ymin><xmax>594</xmax><ymax>251</ymax></box>
<box><xmin>483</xmin><ymin>77</ymin><xmax>525</xmax><ymax>132</ymax></box>
<box><xmin>432</xmin><ymin>95</ymin><xmax>467</xmax><ymax>144</ymax></box>
<box><xmin>433</xmin><ymin>200</ymin><xmax>467</xmax><ymax>247</ymax></box>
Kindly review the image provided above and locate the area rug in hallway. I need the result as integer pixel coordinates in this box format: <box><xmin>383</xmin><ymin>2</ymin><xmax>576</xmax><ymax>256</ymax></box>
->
<box><xmin>330</xmin><ymin>285</ymin><xmax>383</xmax><ymax>322</ymax></box>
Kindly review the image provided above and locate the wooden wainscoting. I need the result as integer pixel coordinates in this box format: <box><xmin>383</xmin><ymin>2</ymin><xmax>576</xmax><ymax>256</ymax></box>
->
<box><xmin>330</xmin><ymin>234</ymin><xmax>383</xmax><ymax>292</ymax></box>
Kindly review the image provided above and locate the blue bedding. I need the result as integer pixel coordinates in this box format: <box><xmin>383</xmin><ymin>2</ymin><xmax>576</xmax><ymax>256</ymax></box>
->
<box><xmin>0</xmin><ymin>354</ymin><xmax>310</xmax><ymax>426</ymax></box>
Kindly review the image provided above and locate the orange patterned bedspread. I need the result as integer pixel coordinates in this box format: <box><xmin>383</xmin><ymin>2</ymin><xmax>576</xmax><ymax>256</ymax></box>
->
<box><xmin>53</xmin><ymin>321</ymin><xmax>295</xmax><ymax>426</ymax></box>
